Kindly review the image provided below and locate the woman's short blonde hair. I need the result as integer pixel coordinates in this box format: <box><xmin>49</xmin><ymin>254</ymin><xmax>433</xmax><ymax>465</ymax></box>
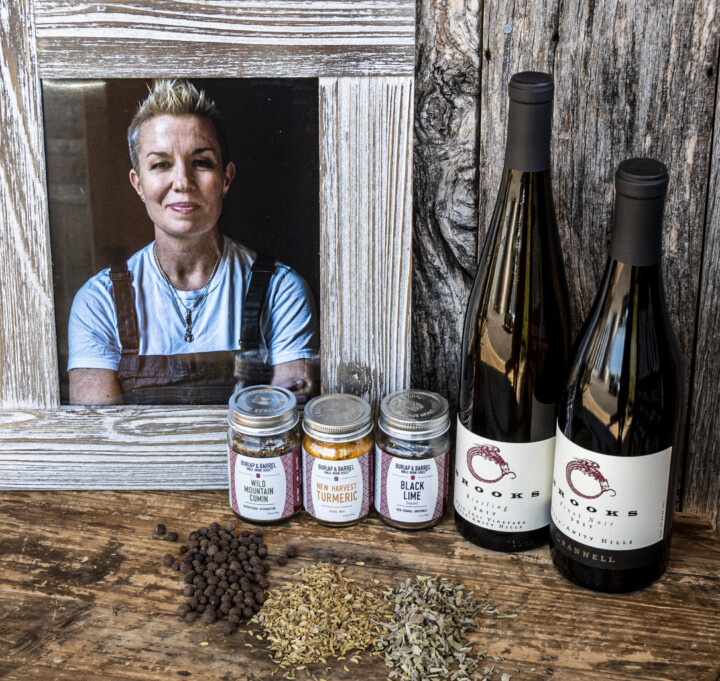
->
<box><xmin>127</xmin><ymin>79</ymin><xmax>230</xmax><ymax>171</ymax></box>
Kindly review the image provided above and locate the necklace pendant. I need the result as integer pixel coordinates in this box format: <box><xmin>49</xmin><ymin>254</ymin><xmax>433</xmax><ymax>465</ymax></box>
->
<box><xmin>184</xmin><ymin>309</ymin><xmax>193</xmax><ymax>342</ymax></box>
<box><xmin>154</xmin><ymin>241</ymin><xmax>223</xmax><ymax>343</ymax></box>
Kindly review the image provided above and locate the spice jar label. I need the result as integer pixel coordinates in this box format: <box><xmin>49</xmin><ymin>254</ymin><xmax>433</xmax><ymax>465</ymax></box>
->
<box><xmin>375</xmin><ymin>448</ymin><xmax>450</xmax><ymax>523</ymax></box>
<box><xmin>302</xmin><ymin>449</ymin><xmax>373</xmax><ymax>522</ymax></box>
<box><xmin>229</xmin><ymin>446</ymin><xmax>302</xmax><ymax>521</ymax></box>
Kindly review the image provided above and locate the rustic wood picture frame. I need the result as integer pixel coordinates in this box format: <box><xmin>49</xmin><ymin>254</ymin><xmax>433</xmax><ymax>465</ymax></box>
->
<box><xmin>0</xmin><ymin>0</ymin><xmax>415</xmax><ymax>488</ymax></box>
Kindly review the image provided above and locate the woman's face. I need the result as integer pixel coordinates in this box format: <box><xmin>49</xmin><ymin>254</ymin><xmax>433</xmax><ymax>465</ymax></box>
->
<box><xmin>129</xmin><ymin>114</ymin><xmax>234</xmax><ymax>242</ymax></box>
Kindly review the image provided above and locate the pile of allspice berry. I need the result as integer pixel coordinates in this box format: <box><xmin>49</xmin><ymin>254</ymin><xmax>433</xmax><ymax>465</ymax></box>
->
<box><xmin>158</xmin><ymin>521</ymin><xmax>297</xmax><ymax>636</ymax></box>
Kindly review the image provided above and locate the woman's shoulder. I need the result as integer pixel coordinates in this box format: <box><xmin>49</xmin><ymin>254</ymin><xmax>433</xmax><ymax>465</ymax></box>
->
<box><xmin>73</xmin><ymin>244</ymin><xmax>154</xmax><ymax>301</ymax></box>
<box><xmin>70</xmin><ymin>267</ymin><xmax>114</xmax><ymax>321</ymax></box>
<box><xmin>125</xmin><ymin>243</ymin><xmax>155</xmax><ymax>273</ymax></box>
<box><xmin>224</xmin><ymin>237</ymin><xmax>293</xmax><ymax>276</ymax></box>
<box><xmin>222</xmin><ymin>237</ymin><xmax>314</xmax><ymax>317</ymax></box>
<box><xmin>222</xmin><ymin>237</ymin><xmax>254</xmax><ymax>271</ymax></box>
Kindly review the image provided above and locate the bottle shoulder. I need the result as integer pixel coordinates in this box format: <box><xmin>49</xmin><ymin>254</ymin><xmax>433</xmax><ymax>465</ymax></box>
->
<box><xmin>561</xmin><ymin>261</ymin><xmax>683</xmax><ymax>455</ymax></box>
<box><xmin>465</xmin><ymin>170</ymin><xmax>570</xmax><ymax>328</ymax></box>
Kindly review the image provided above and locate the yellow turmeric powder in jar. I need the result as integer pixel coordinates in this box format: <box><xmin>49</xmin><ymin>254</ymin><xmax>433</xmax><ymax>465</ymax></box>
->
<box><xmin>302</xmin><ymin>394</ymin><xmax>374</xmax><ymax>527</ymax></box>
<box><xmin>303</xmin><ymin>433</ymin><xmax>372</xmax><ymax>461</ymax></box>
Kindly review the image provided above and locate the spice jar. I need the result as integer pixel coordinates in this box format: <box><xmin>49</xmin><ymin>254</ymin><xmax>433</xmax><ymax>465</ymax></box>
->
<box><xmin>227</xmin><ymin>385</ymin><xmax>302</xmax><ymax>524</ymax></box>
<box><xmin>302</xmin><ymin>394</ymin><xmax>374</xmax><ymax>527</ymax></box>
<box><xmin>375</xmin><ymin>389</ymin><xmax>451</xmax><ymax>530</ymax></box>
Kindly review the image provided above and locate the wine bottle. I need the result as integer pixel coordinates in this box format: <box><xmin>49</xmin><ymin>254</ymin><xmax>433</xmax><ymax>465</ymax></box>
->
<box><xmin>454</xmin><ymin>72</ymin><xmax>572</xmax><ymax>552</ymax></box>
<box><xmin>549</xmin><ymin>158</ymin><xmax>684</xmax><ymax>592</ymax></box>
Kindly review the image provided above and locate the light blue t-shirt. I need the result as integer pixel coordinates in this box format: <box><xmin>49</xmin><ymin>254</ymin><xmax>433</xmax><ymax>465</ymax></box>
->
<box><xmin>68</xmin><ymin>238</ymin><xmax>319</xmax><ymax>371</ymax></box>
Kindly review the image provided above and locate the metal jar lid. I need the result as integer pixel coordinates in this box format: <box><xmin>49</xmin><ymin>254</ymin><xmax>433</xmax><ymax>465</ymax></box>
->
<box><xmin>228</xmin><ymin>385</ymin><xmax>298</xmax><ymax>436</ymax></box>
<box><xmin>379</xmin><ymin>389</ymin><xmax>450</xmax><ymax>441</ymax></box>
<box><xmin>302</xmin><ymin>394</ymin><xmax>373</xmax><ymax>442</ymax></box>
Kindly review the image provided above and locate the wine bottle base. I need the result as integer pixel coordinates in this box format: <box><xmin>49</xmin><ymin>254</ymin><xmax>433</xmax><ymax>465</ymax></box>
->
<box><xmin>549</xmin><ymin>536</ymin><xmax>669</xmax><ymax>593</ymax></box>
<box><xmin>454</xmin><ymin>510</ymin><xmax>548</xmax><ymax>552</ymax></box>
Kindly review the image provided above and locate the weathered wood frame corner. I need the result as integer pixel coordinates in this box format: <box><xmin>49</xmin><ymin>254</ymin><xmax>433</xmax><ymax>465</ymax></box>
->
<box><xmin>0</xmin><ymin>0</ymin><xmax>415</xmax><ymax>488</ymax></box>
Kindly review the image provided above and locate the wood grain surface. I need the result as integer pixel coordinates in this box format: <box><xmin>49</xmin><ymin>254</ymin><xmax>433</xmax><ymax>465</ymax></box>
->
<box><xmin>0</xmin><ymin>0</ymin><xmax>59</xmax><ymax>408</ymax></box>
<box><xmin>412</xmin><ymin>0</ymin><xmax>720</xmax><ymax>529</ymax></box>
<box><xmin>412</xmin><ymin>0</ymin><xmax>480</xmax><ymax>405</ymax></box>
<box><xmin>0</xmin><ymin>407</ymin><xmax>229</xmax><ymax>489</ymax></box>
<box><xmin>34</xmin><ymin>0</ymin><xmax>415</xmax><ymax>77</ymax></box>
<box><xmin>320</xmin><ymin>77</ymin><xmax>414</xmax><ymax>404</ymax></box>
<box><xmin>685</xmin><ymin>70</ymin><xmax>720</xmax><ymax>532</ymax></box>
<box><xmin>0</xmin><ymin>491</ymin><xmax>718</xmax><ymax>681</ymax></box>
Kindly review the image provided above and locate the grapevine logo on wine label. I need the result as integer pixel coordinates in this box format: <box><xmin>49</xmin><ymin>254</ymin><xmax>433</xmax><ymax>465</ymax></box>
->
<box><xmin>551</xmin><ymin>426</ymin><xmax>671</xmax><ymax>561</ymax></box>
<box><xmin>467</xmin><ymin>444</ymin><xmax>516</xmax><ymax>484</ymax></box>
<box><xmin>454</xmin><ymin>419</ymin><xmax>555</xmax><ymax>532</ymax></box>
<box><xmin>565</xmin><ymin>459</ymin><xmax>617</xmax><ymax>500</ymax></box>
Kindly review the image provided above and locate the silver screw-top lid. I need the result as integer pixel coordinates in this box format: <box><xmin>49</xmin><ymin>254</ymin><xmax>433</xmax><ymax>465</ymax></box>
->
<box><xmin>228</xmin><ymin>385</ymin><xmax>298</xmax><ymax>436</ymax></box>
<box><xmin>302</xmin><ymin>394</ymin><xmax>373</xmax><ymax>442</ymax></box>
<box><xmin>379</xmin><ymin>389</ymin><xmax>450</xmax><ymax>441</ymax></box>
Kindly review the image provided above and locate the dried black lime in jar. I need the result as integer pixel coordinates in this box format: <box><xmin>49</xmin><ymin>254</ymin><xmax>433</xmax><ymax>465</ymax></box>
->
<box><xmin>228</xmin><ymin>386</ymin><xmax>302</xmax><ymax>524</ymax></box>
<box><xmin>374</xmin><ymin>390</ymin><xmax>451</xmax><ymax>530</ymax></box>
<box><xmin>302</xmin><ymin>394</ymin><xmax>374</xmax><ymax>527</ymax></box>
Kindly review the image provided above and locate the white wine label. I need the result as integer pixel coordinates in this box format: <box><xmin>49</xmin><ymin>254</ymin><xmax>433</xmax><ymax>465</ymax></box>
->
<box><xmin>454</xmin><ymin>419</ymin><xmax>554</xmax><ymax>532</ymax></box>
<box><xmin>302</xmin><ymin>449</ymin><xmax>372</xmax><ymax>522</ymax></box>
<box><xmin>551</xmin><ymin>427</ymin><xmax>671</xmax><ymax>552</ymax></box>
<box><xmin>374</xmin><ymin>449</ymin><xmax>449</xmax><ymax>524</ymax></box>
<box><xmin>228</xmin><ymin>447</ymin><xmax>302</xmax><ymax>522</ymax></box>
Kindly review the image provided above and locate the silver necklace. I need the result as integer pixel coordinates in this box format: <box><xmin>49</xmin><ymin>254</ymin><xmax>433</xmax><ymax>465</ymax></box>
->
<box><xmin>153</xmin><ymin>239</ymin><xmax>224</xmax><ymax>343</ymax></box>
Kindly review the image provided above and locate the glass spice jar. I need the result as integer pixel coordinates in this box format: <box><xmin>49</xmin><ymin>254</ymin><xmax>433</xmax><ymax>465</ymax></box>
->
<box><xmin>227</xmin><ymin>385</ymin><xmax>302</xmax><ymax>524</ymax></box>
<box><xmin>375</xmin><ymin>389</ymin><xmax>451</xmax><ymax>530</ymax></box>
<box><xmin>302</xmin><ymin>394</ymin><xmax>374</xmax><ymax>527</ymax></box>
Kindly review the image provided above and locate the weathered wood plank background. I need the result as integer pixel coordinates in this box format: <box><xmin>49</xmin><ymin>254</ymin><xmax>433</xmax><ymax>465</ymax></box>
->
<box><xmin>0</xmin><ymin>0</ymin><xmax>58</xmax><ymax>408</ymax></box>
<box><xmin>2</xmin><ymin>0</ymin><xmax>720</xmax><ymax>534</ymax></box>
<box><xmin>686</xmin><ymin>65</ymin><xmax>720</xmax><ymax>535</ymax></box>
<box><xmin>320</xmin><ymin>76</ymin><xmax>414</xmax><ymax>398</ymax></box>
<box><xmin>412</xmin><ymin>0</ymin><xmax>720</xmax><ymax>530</ymax></box>
<box><xmin>34</xmin><ymin>0</ymin><xmax>415</xmax><ymax>77</ymax></box>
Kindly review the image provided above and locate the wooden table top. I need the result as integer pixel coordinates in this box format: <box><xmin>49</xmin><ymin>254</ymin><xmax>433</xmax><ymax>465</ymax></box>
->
<box><xmin>0</xmin><ymin>491</ymin><xmax>718</xmax><ymax>681</ymax></box>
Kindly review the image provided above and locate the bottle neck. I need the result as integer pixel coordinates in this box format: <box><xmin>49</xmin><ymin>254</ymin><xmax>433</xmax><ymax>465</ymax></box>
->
<box><xmin>503</xmin><ymin>98</ymin><xmax>552</xmax><ymax>172</ymax></box>
<box><xmin>609</xmin><ymin>192</ymin><xmax>665</xmax><ymax>266</ymax></box>
<box><xmin>603</xmin><ymin>258</ymin><xmax>664</xmax><ymax>298</ymax></box>
<box><xmin>493</xmin><ymin>168</ymin><xmax>555</xmax><ymax>240</ymax></box>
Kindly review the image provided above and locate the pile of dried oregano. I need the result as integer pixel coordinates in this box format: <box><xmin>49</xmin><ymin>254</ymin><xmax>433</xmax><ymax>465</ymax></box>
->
<box><xmin>378</xmin><ymin>575</ymin><xmax>494</xmax><ymax>681</ymax></box>
<box><xmin>253</xmin><ymin>565</ymin><xmax>499</xmax><ymax>681</ymax></box>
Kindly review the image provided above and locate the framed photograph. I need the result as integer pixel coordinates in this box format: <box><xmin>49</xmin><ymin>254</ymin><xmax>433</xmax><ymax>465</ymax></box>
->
<box><xmin>46</xmin><ymin>77</ymin><xmax>321</xmax><ymax>404</ymax></box>
<box><xmin>0</xmin><ymin>0</ymin><xmax>414</xmax><ymax>488</ymax></box>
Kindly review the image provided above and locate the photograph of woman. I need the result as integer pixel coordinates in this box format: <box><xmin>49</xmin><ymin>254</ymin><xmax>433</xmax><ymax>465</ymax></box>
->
<box><xmin>67</xmin><ymin>80</ymin><xmax>319</xmax><ymax>406</ymax></box>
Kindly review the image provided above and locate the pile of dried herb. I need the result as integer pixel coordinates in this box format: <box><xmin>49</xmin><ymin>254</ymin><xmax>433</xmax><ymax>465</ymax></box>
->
<box><xmin>253</xmin><ymin>562</ymin><xmax>392</xmax><ymax>670</ymax></box>
<box><xmin>377</xmin><ymin>575</ymin><xmax>492</xmax><ymax>681</ymax></box>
